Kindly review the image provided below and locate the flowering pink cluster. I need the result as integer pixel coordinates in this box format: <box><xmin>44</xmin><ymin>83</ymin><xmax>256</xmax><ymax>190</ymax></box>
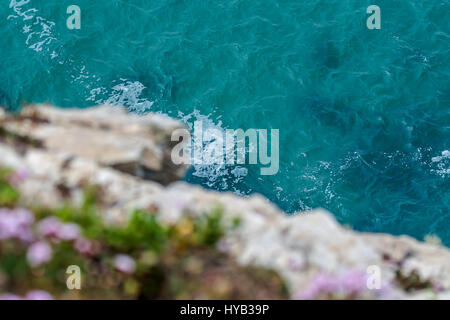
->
<box><xmin>40</xmin><ymin>216</ymin><xmax>96</xmax><ymax>250</ymax></box>
<box><xmin>28</xmin><ymin>216</ymin><xmax>98</xmax><ymax>266</ymax></box>
<box><xmin>295</xmin><ymin>270</ymin><xmax>370</xmax><ymax>300</ymax></box>
<box><xmin>26</xmin><ymin>241</ymin><xmax>53</xmax><ymax>267</ymax></box>
<box><xmin>37</xmin><ymin>216</ymin><xmax>81</xmax><ymax>241</ymax></box>
<box><xmin>0</xmin><ymin>290</ymin><xmax>53</xmax><ymax>300</ymax></box>
<box><xmin>0</xmin><ymin>205</ymin><xmax>137</xmax><ymax>298</ymax></box>
<box><xmin>113</xmin><ymin>254</ymin><xmax>136</xmax><ymax>274</ymax></box>
<box><xmin>6</xmin><ymin>169</ymin><xmax>29</xmax><ymax>186</ymax></box>
<box><xmin>0</xmin><ymin>210</ymin><xmax>97</xmax><ymax>267</ymax></box>
<box><xmin>0</xmin><ymin>208</ymin><xmax>34</xmax><ymax>242</ymax></box>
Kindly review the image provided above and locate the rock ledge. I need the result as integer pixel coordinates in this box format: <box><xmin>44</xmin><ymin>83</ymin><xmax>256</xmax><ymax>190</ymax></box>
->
<box><xmin>1</xmin><ymin>105</ymin><xmax>449</xmax><ymax>299</ymax></box>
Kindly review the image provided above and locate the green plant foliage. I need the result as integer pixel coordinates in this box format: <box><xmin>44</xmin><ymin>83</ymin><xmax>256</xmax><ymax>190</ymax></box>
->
<box><xmin>0</xmin><ymin>168</ymin><xmax>20</xmax><ymax>207</ymax></box>
<box><xmin>0</xmin><ymin>166</ymin><xmax>287</xmax><ymax>299</ymax></box>
<box><xmin>103</xmin><ymin>211</ymin><xmax>168</xmax><ymax>254</ymax></box>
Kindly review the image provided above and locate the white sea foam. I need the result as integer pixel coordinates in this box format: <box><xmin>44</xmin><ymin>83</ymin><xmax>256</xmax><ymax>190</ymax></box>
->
<box><xmin>177</xmin><ymin>109</ymin><xmax>249</xmax><ymax>192</ymax></box>
<box><xmin>88</xmin><ymin>79</ymin><xmax>154</xmax><ymax>114</ymax></box>
<box><xmin>87</xmin><ymin>78</ymin><xmax>249</xmax><ymax>192</ymax></box>
<box><xmin>8</xmin><ymin>0</ymin><xmax>57</xmax><ymax>54</ymax></box>
<box><xmin>87</xmin><ymin>79</ymin><xmax>249</xmax><ymax>193</ymax></box>
<box><xmin>431</xmin><ymin>150</ymin><xmax>450</xmax><ymax>178</ymax></box>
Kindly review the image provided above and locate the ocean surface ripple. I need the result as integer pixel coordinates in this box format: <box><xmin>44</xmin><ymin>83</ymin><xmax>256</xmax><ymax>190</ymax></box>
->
<box><xmin>1</xmin><ymin>0</ymin><xmax>449</xmax><ymax>244</ymax></box>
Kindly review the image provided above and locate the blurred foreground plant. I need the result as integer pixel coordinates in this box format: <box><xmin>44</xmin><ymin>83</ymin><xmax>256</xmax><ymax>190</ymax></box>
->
<box><xmin>0</xmin><ymin>167</ymin><xmax>287</xmax><ymax>300</ymax></box>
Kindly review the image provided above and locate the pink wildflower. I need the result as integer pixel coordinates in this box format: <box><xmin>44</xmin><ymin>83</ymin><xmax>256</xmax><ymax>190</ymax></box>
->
<box><xmin>113</xmin><ymin>254</ymin><xmax>136</xmax><ymax>274</ymax></box>
<box><xmin>295</xmin><ymin>270</ymin><xmax>369</xmax><ymax>300</ymax></box>
<box><xmin>26</xmin><ymin>241</ymin><xmax>52</xmax><ymax>267</ymax></box>
<box><xmin>339</xmin><ymin>270</ymin><xmax>368</xmax><ymax>295</ymax></box>
<box><xmin>24</xmin><ymin>290</ymin><xmax>53</xmax><ymax>300</ymax></box>
<box><xmin>37</xmin><ymin>217</ymin><xmax>81</xmax><ymax>241</ymax></box>
<box><xmin>0</xmin><ymin>208</ymin><xmax>34</xmax><ymax>242</ymax></box>
<box><xmin>58</xmin><ymin>223</ymin><xmax>81</xmax><ymax>241</ymax></box>
<box><xmin>36</xmin><ymin>217</ymin><xmax>63</xmax><ymax>239</ymax></box>
<box><xmin>74</xmin><ymin>237</ymin><xmax>95</xmax><ymax>255</ymax></box>
<box><xmin>0</xmin><ymin>293</ymin><xmax>22</xmax><ymax>300</ymax></box>
<box><xmin>7</xmin><ymin>169</ymin><xmax>29</xmax><ymax>186</ymax></box>
<box><xmin>297</xmin><ymin>273</ymin><xmax>339</xmax><ymax>300</ymax></box>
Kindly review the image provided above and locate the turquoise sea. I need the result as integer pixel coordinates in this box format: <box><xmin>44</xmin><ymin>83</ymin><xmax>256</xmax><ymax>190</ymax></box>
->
<box><xmin>1</xmin><ymin>1</ymin><xmax>449</xmax><ymax>244</ymax></box>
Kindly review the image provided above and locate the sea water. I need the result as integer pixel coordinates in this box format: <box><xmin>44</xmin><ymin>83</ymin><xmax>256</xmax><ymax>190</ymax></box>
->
<box><xmin>1</xmin><ymin>1</ymin><xmax>449</xmax><ymax>244</ymax></box>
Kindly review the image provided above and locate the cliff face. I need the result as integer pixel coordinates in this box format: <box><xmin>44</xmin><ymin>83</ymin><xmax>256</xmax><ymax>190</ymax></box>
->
<box><xmin>1</xmin><ymin>104</ymin><xmax>449</xmax><ymax>299</ymax></box>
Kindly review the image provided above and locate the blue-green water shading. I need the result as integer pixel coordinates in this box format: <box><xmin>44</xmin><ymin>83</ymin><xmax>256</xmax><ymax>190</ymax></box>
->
<box><xmin>1</xmin><ymin>1</ymin><xmax>449</xmax><ymax>243</ymax></box>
